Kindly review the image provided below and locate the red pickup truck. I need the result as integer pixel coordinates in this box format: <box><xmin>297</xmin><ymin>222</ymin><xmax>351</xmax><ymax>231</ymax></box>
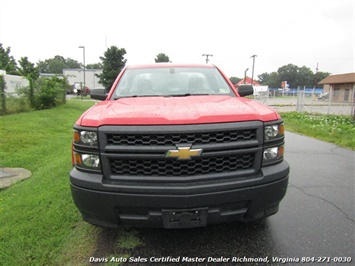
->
<box><xmin>70</xmin><ymin>63</ymin><xmax>289</xmax><ymax>228</ymax></box>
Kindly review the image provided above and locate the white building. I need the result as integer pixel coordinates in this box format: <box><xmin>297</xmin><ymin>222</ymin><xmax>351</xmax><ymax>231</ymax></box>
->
<box><xmin>0</xmin><ymin>70</ymin><xmax>29</xmax><ymax>96</ymax></box>
<box><xmin>63</xmin><ymin>68</ymin><xmax>103</xmax><ymax>90</ymax></box>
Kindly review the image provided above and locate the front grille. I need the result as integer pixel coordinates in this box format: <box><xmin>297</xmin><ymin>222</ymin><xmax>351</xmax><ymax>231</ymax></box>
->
<box><xmin>107</xmin><ymin>129</ymin><xmax>256</xmax><ymax>146</ymax></box>
<box><xmin>99</xmin><ymin>122</ymin><xmax>262</xmax><ymax>179</ymax></box>
<box><xmin>110</xmin><ymin>153</ymin><xmax>254</xmax><ymax>177</ymax></box>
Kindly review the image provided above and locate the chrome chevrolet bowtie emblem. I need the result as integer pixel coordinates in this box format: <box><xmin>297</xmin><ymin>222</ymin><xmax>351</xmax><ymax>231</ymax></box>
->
<box><xmin>166</xmin><ymin>146</ymin><xmax>203</xmax><ymax>160</ymax></box>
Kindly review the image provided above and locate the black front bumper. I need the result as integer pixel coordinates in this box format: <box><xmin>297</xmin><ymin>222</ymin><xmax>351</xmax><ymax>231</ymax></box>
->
<box><xmin>70</xmin><ymin>161</ymin><xmax>289</xmax><ymax>228</ymax></box>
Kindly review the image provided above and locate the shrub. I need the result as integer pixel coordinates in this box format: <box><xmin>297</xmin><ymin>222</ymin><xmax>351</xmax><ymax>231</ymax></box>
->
<box><xmin>17</xmin><ymin>76</ymin><xmax>70</xmax><ymax>110</ymax></box>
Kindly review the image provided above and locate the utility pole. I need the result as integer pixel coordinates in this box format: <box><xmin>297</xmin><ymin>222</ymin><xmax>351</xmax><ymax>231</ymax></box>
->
<box><xmin>250</xmin><ymin>54</ymin><xmax>257</xmax><ymax>86</ymax></box>
<box><xmin>313</xmin><ymin>62</ymin><xmax>319</xmax><ymax>87</ymax></box>
<box><xmin>202</xmin><ymin>54</ymin><xmax>213</xmax><ymax>64</ymax></box>
<box><xmin>311</xmin><ymin>63</ymin><xmax>319</xmax><ymax>113</ymax></box>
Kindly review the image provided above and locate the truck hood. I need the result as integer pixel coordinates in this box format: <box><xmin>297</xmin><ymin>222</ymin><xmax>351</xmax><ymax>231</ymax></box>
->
<box><xmin>77</xmin><ymin>95</ymin><xmax>280</xmax><ymax>126</ymax></box>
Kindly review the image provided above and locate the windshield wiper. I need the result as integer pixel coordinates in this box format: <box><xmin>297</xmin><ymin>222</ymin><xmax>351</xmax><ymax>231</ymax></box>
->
<box><xmin>165</xmin><ymin>93</ymin><xmax>210</xmax><ymax>97</ymax></box>
<box><xmin>114</xmin><ymin>94</ymin><xmax>210</xmax><ymax>100</ymax></box>
<box><xmin>114</xmin><ymin>95</ymin><xmax>156</xmax><ymax>100</ymax></box>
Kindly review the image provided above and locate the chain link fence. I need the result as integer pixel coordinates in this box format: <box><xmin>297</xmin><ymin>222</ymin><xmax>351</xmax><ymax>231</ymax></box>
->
<box><xmin>0</xmin><ymin>75</ymin><xmax>6</xmax><ymax>115</ymax></box>
<box><xmin>254</xmin><ymin>88</ymin><xmax>354</xmax><ymax>116</ymax></box>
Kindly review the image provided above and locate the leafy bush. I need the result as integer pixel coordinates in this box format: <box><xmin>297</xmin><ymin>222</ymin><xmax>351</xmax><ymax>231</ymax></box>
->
<box><xmin>17</xmin><ymin>76</ymin><xmax>70</xmax><ymax>110</ymax></box>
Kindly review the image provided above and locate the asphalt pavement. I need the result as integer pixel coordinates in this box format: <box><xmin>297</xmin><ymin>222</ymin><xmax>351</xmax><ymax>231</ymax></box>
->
<box><xmin>97</xmin><ymin>131</ymin><xmax>354</xmax><ymax>265</ymax></box>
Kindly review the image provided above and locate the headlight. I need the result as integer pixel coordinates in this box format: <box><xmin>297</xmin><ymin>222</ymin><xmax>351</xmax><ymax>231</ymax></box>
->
<box><xmin>263</xmin><ymin>145</ymin><xmax>284</xmax><ymax>165</ymax></box>
<box><xmin>72</xmin><ymin>127</ymin><xmax>101</xmax><ymax>172</ymax></box>
<box><xmin>82</xmin><ymin>154</ymin><xmax>100</xmax><ymax>168</ymax></box>
<box><xmin>263</xmin><ymin>147</ymin><xmax>279</xmax><ymax>160</ymax></box>
<box><xmin>73</xmin><ymin>152</ymin><xmax>101</xmax><ymax>169</ymax></box>
<box><xmin>264</xmin><ymin>123</ymin><xmax>284</xmax><ymax>141</ymax></box>
<box><xmin>263</xmin><ymin>121</ymin><xmax>285</xmax><ymax>166</ymax></box>
<box><xmin>74</xmin><ymin>130</ymin><xmax>98</xmax><ymax>146</ymax></box>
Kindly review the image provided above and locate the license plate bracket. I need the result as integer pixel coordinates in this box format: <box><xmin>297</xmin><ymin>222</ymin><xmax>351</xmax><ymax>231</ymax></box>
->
<box><xmin>162</xmin><ymin>208</ymin><xmax>208</xmax><ymax>228</ymax></box>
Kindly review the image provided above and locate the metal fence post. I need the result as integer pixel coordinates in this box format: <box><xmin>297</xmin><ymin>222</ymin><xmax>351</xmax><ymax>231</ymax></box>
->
<box><xmin>310</xmin><ymin>87</ymin><xmax>315</xmax><ymax>114</ymax></box>
<box><xmin>297</xmin><ymin>86</ymin><xmax>303</xmax><ymax>112</ymax></box>
<box><xmin>351</xmin><ymin>84</ymin><xmax>355</xmax><ymax>119</ymax></box>
<box><xmin>0</xmin><ymin>75</ymin><xmax>6</xmax><ymax>115</ymax></box>
<box><xmin>327</xmin><ymin>86</ymin><xmax>332</xmax><ymax>115</ymax></box>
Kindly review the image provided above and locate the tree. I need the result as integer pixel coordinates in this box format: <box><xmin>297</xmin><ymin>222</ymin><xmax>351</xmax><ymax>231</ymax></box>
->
<box><xmin>314</xmin><ymin>71</ymin><xmax>330</xmax><ymax>88</ymax></box>
<box><xmin>97</xmin><ymin>46</ymin><xmax>127</xmax><ymax>91</ymax></box>
<box><xmin>0</xmin><ymin>44</ymin><xmax>17</xmax><ymax>74</ymax></box>
<box><xmin>297</xmin><ymin>66</ymin><xmax>314</xmax><ymax>88</ymax></box>
<box><xmin>258</xmin><ymin>72</ymin><xmax>280</xmax><ymax>88</ymax></box>
<box><xmin>18</xmin><ymin>57</ymin><xmax>39</xmax><ymax>80</ymax></box>
<box><xmin>37</xmin><ymin>57</ymin><xmax>66</xmax><ymax>74</ymax></box>
<box><xmin>155</xmin><ymin>53</ymin><xmax>170</xmax><ymax>63</ymax></box>
<box><xmin>37</xmin><ymin>56</ymin><xmax>81</xmax><ymax>74</ymax></box>
<box><xmin>277</xmin><ymin>64</ymin><xmax>319</xmax><ymax>88</ymax></box>
<box><xmin>17</xmin><ymin>57</ymin><xmax>39</xmax><ymax>107</ymax></box>
<box><xmin>65</xmin><ymin>58</ymin><xmax>82</xmax><ymax>69</ymax></box>
<box><xmin>259</xmin><ymin>64</ymin><xmax>330</xmax><ymax>89</ymax></box>
<box><xmin>277</xmin><ymin>64</ymin><xmax>300</xmax><ymax>88</ymax></box>
<box><xmin>86</xmin><ymin>63</ymin><xmax>103</xmax><ymax>69</ymax></box>
<box><xmin>229</xmin><ymin>76</ymin><xmax>242</xmax><ymax>85</ymax></box>
<box><xmin>258</xmin><ymin>72</ymin><xmax>270</xmax><ymax>85</ymax></box>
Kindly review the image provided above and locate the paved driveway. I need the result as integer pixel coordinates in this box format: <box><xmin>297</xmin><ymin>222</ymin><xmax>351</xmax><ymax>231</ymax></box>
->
<box><xmin>95</xmin><ymin>132</ymin><xmax>354</xmax><ymax>265</ymax></box>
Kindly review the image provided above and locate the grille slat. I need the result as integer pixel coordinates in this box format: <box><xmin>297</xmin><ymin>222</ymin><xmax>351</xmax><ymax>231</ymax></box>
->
<box><xmin>107</xmin><ymin>129</ymin><xmax>256</xmax><ymax>146</ymax></box>
<box><xmin>110</xmin><ymin>153</ymin><xmax>254</xmax><ymax>177</ymax></box>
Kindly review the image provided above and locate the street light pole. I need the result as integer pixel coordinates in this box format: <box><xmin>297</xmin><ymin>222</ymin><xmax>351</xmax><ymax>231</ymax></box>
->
<box><xmin>244</xmin><ymin>68</ymin><xmax>249</xmax><ymax>84</ymax></box>
<box><xmin>250</xmin><ymin>54</ymin><xmax>257</xmax><ymax>86</ymax></box>
<box><xmin>78</xmin><ymin>46</ymin><xmax>86</xmax><ymax>97</ymax></box>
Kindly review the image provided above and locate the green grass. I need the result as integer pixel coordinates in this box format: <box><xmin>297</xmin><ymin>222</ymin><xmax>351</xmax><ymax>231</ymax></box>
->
<box><xmin>0</xmin><ymin>100</ymin><xmax>144</xmax><ymax>265</ymax></box>
<box><xmin>281</xmin><ymin>112</ymin><xmax>355</xmax><ymax>150</ymax></box>
<box><xmin>3</xmin><ymin>96</ymin><xmax>33</xmax><ymax>114</ymax></box>
<box><xmin>116</xmin><ymin>229</ymin><xmax>142</xmax><ymax>250</ymax></box>
<box><xmin>0</xmin><ymin>100</ymin><xmax>99</xmax><ymax>265</ymax></box>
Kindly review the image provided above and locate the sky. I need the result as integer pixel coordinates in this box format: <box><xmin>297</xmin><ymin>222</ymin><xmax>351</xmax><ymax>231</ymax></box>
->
<box><xmin>0</xmin><ymin>0</ymin><xmax>354</xmax><ymax>78</ymax></box>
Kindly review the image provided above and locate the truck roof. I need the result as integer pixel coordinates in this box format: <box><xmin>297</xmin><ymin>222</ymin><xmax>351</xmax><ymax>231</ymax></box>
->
<box><xmin>126</xmin><ymin>63</ymin><xmax>215</xmax><ymax>69</ymax></box>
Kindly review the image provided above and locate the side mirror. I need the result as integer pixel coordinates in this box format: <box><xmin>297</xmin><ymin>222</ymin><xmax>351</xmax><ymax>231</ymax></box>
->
<box><xmin>90</xmin><ymin>88</ymin><xmax>107</xmax><ymax>100</ymax></box>
<box><xmin>237</xmin><ymin>84</ymin><xmax>254</xmax><ymax>97</ymax></box>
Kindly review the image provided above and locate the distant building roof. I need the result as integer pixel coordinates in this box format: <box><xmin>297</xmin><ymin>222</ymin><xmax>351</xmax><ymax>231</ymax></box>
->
<box><xmin>39</xmin><ymin>73</ymin><xmax>62</xmax><ymax>77</ymax></box>
<box><xmin>318</xmin><ymin>72</ymin><xmax>355</xmax><ymax>85</ymax></box>
<box><xmin>235</xmin><ymin>77</ymin><xmax>261</xmax><ymax>87</ymax></box>
<box><xmin>62</xmin><ymin>68</ymin><xmax>102</xmax><ymax>73</ymax></box>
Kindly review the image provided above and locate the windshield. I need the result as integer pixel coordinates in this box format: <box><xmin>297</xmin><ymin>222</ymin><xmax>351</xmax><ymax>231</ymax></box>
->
<box><xmin>110</xmin><ymin>67</ymin><xmax>235</xmax><ymax>99</ymax></box>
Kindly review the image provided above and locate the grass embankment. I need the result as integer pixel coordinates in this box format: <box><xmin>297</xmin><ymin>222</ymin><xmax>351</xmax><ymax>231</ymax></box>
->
<box><xmin>281</xmin><ymin>112</ymin><xmax>355</xmax><ymax>150</ymax></box>
<box><xmin>0</xmin><ymin>100</ymin><xmax>101</xmax><ymax>265</ymax></box>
